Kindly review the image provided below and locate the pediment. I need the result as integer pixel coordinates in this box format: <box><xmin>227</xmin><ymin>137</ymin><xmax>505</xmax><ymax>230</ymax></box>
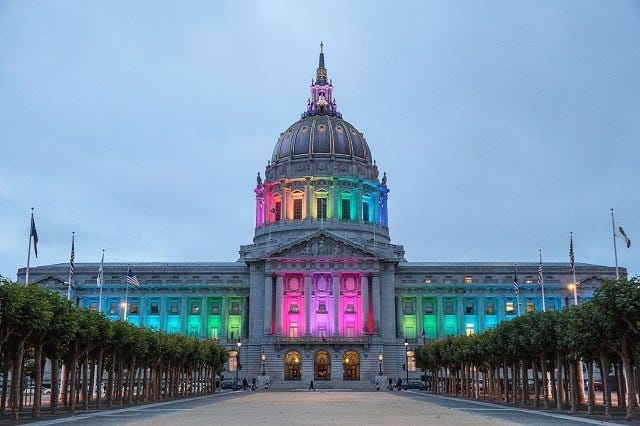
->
<box><xmin>34</xmin><ymin>275</ymin><xmax>65</xmax><ymax>285</ymax></box>
<box><xmin>266</xmin><ymin>232</ymin><xmax>375</xmax><ymax>259</ymax></box>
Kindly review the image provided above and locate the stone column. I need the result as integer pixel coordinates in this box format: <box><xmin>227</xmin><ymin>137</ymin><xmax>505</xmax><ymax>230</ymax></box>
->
<box><xmin>249</xmin><ymin>268</ymin><xmax>265</xmax><ymax>340</ymax></box>
<box><xmin>305</xmin><ymin>177</ymin><xmax>312</xmax><ymax>220</ymax></box>
<box><xmin>356</xmin><ymin>181</ymin><xmax>363</xmax><ymax>221</ymax></box>
<box><xmin>221</xmin><ymin>296</ymin><xmax>228</xmax><ymax>341</ymax></box>
<box><xmin>160</xmin><ymin>297</ymin><xmax>167</xmax><ymax>332</ymax></box>
<box><xmin>361</xmin><ymin>276</ymin><xmax>369</xmax><ymax>335</ymax></box>
<box><xmin>181</xmin><ymin>298</ymin><xmax>187</xmax><ymax>335</ymax></box>
<box><xmin>304</xmin><ymin>274</ymin><xmax>312</xmax><ymax>336</ymax></box>
<box><xmin>200</xmin><ymin>297</ymin><xmax>207</xmax><ymax>339</ymax></box>
<box><xmin>372</xmin><ymin>274</ymin><xmax>381</xmax><ymax>335</ymax></box>
<box><xmin>332</xmin><ymin>180</ymin><xmax>339</xmax><ymax>220</ymax></box>
<box><xmin>478</xmin><ymin>297</ymin><xmax>485</xmax><ymax>333</ymax></box>
<box><xmin>416</xmin><ymin>297</ymin><xmax>423</xmax><ymax>341</ymax></box>
<box><xmin>457</xmin><ymin>297</ymin><xmax>464</xmax><ymax>335</ymax></box>
<box><xmin>395</xmin><ymin>296</ymin><xmax>403</xmax><ymax>338</ymax></box>
<box><xmin>264</xmin><ymin>275</ymin><xmax>273</xmax><ymax>335</ymax></box>
<box><xmin>275</xmin><ymin>275</ymin><xmax>283</xmax><ymax>335</ymax></box>
<box><xmin>242</xmin><ymin>296</ymin><xmax>249</xmax><ymax>339</ymax></box>
<box><xmin>332</xmin><ymin>274</ymin><xmax>340</xmax><ymax>336</ymax></box>
<box><xmin>437</xmin><ymin>297</ymin><xmax>444</xmax><ymax>339</ymax></box>
<box><xmin>139</xmin><ymin>298</ymin><xmax>146</xmax><ymax>328</ymax></box>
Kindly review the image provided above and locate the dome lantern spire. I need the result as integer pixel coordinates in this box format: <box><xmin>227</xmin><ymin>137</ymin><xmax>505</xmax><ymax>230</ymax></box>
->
<box><xmin>304</xmin><ymin>42</ymin><xmax>340</xmax><ymax>118</ymax></box>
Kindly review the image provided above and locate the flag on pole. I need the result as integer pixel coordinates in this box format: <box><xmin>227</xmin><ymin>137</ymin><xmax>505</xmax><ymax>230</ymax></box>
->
<box><xmin>97</xmin><ymin>252</ymin><xmax>104</xmax><ymax>287</ymax></box>
<box><xmin>537</xmin><ymin>262</ymin><xmax>543</xmax><ymax>287</ymax></box>
<box><xmin>30</xmin><ymin>213</ymin><xmax>38</xmax><ymax>258</ymax></box>
<box><xmin>616</xmin><ymin>224</ymin><xmax>631</xmax><ymax>248</ymax></box>
<box><xmin>569</xmin><ymin>234</ymin><xmax>575</xmax><ymax>273</ymax></box>
<box><xmin>513</xmin><ymin>268</ymin><xmax>519</xmax><ymax>297</ymax></box>
<box><xmin>69</xmin><ymin>234</ymin><xmax>75</xmax><ymax>279</ymax></box>
<box><xmin>126</xmin><ymin>266</ymin><xmax>139</xmax><ymax>287</ymax></box>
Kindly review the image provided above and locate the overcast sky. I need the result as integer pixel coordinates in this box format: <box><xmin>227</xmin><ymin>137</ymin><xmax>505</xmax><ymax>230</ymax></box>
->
<box><xmin>1</xmin><ymin>1</ymin><xmax>639</xmax><ymax>280</ymax></box>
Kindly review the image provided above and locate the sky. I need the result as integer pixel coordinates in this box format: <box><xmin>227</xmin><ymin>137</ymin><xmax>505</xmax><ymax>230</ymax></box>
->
<box><xmin>1</xmin><ymin>1</ymin><xmax>639</xmax><ymax>280</ymax></box>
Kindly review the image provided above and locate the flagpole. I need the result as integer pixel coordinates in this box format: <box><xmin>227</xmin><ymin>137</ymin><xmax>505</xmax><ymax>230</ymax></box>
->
<box><xmin>124</xmin><ymin>266</ymin><xmax>129</xmax><ymax>322</ymax></box>
<box><xmin>67</xmin><ymin>232</ymin><xmax>74</xmax><ymax>301</ymax></box>
<box><xmin>611</xmin><ymin>208</ymin><xmax>619</xmax><ymax>279</ymax></box>
<box><xmin>539</xmin><ymin>250</ymin><xmax>546</xmax><ymax>312</ymax></box>
<box><xmin>98</xmin><ymin>250</ymin><xmax>104</xmax><ymax>313</ymax></box>
<box><xmin>26</xmin><ymin>208</ymin><xmax>34</xmax><ymax>284</ymax></box>
<box><xmin>515</xmin><ymin>265</ymin><xmax>521</xmax><ymax>316</ymax></box>
<box><xmin>571</xmin><ymin>232</ymin><xmax>578</xmax><ymax>306</ymax></box>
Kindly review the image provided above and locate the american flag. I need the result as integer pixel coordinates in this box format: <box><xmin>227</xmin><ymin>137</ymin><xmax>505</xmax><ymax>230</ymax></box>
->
<box><xmin>569</xmin><ymin>234</ymin><xmax>575</xmax><ymax>274</ymax></box>
<box><xmin>537</xmin><ymin>262</ymin><xmax>543</xmax><ymax>287</ymax></box>
<box><xmin>69</xmin><ymin>234</ymin><xmax>75</xmax><ymax>278</ymax></box>
<box><xmin>30</xmin><ymin>213</ymin><xmax>38</xmax><ymax>258</ymax></box>
<box><xmin>513</xmin><ymin>268</ymin><xmax>519</xmax><ymax>296</ymax></box>
<box><xmin>126</xmin><ymin>266</ymin><xmax>139</xmax><ymax>287</ymax></box>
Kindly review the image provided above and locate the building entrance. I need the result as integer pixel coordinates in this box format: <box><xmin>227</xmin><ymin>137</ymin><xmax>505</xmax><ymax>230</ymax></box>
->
<box><xmin>285</xmin><ymin>351</ymin><xmax>301</xmax><ymax>380</ymax></box>
<box><xmin>342</xmin><ymin>351</ymin><xmax>360</xmax><ymax>381</ymax></box>
<box><xmin>314</xmin><ymin>350</ymin><xmax>331</xmax><ymax>381</ymax></box>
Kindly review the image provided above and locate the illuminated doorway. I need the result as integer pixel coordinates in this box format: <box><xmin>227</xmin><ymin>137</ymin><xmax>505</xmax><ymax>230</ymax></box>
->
<box><xmin>284</xmin><ymin>351</ymin><xmax>302</xmax><ymax>381</ymax></box>
<box><xmin>342</xmin><ymin>351</ymin><xmax>360</xmax><ymax>381</ymax></box>
<box><xmin>314</xmin><ymin>351</ymin><xmax>331</xmax><ymax>381</ymax></box>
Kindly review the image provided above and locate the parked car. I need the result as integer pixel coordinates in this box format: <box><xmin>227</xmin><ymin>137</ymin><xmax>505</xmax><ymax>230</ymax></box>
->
<box><xmin>593</xmin><ymin>381</ymin><xmax>603</xmax><ymax>391</ymax></box>
<box><xmin>221</xmin><ymin>380</ymin><xmax>235</xmax><ymax>390</ymax></box>
<box><xmin>403</xmin><ymin>381</ymin><xmax>425</xmax><ymax>390</ymax></box>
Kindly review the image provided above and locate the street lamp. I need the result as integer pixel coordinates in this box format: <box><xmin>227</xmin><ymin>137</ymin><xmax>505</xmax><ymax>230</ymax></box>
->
<box><xmin>404</xmin><ymin>338</ymin><xmax>409</xmax><ymax>386</ymax></box>
<box><xmin>567</xmin><ymin>282</ymin><xmax>578</xmax><ymax>306</ymax></box>
<box><xmin>235</xmin><ymin>341</ymin><xmax>242</xmax><ymax>390</ymax></box>
<box><xmin>261</xmin><ymin>351</ymin><xmax>266</xmax><ymax>375</ymax></box>
<box><xmin>121</xmin><ymin>301</ymin><xmax>128</xmax><ymax>321</ymax></box>
<box><xmin>378</xmin><ymin>352</ymin><xmax>384</xmax><ymax>375</ymax></box>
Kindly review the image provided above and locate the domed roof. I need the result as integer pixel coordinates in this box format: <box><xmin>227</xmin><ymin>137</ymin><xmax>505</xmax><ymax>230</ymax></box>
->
<box><xmin>271</xmin><ymin>115</ymin><xmax>372</xmax><ymax>165</ymax></box>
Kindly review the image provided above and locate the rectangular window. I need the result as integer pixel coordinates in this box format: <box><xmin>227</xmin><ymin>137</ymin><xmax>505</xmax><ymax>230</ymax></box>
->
<box><xmin>465</xmin><ymin>300</ymin><xmax>474</xmax><ymax>314</ymax></box>
<box><xmin>210</xmin><ymin>328</ymin><xmax>218</xmax><ymax>339</ymax></box>
<box><xmin>464</xmin><ymin>276</ymin><xmax>472</xmax><ymax>284</ymax></box>
<box><xmin>316</xmin><ymin>198</ymin><xmax>327</xmax><ymax>219</ymax></box>
<box><xmin>444</xmin><ymin>300</ymin><xmax>454</xmax><ymax>314</ymax></box>
<box><xmin>484</xmin><ymin>276</ymin><xmax>492</xmax><ymax>282</ymax></box>
<box><xmin>109</xmin><ymin>301</ymin><xmax>118</xmax><ymax>315</ymax></box>
<box><xmin>89</xmin><ymin>301</ymin><xmax>98</xmax><ymax>311</ymax></box>
<box><xmin>289</xmin><ymin>323</ymin><xmax>298</xmax><ymax>338</ymax></box>
<box><xmin>231</xmin><ymin>301</ymin><xmax>240</xmax><ymax>314</ymax></box>
<box><xmin>465</xmin><ymin>324</ymin><xmax>475</xmax><ymax>336</ymax></box>
<box><xmin>209</xmin><ymin>301</ymin><xmax>220</xmax><ymax>315</ymax></box>
<box><xmin>424</xmin><ymin>276</ymin><xmax>432</xmax><ymax>284</ymax></box>
<box><xmin>293</xmin><ymin>199</ymin><xmax>303</xmax><ymax>220</ymax></box>
<box><xmin>341</xmin><ymin>198</ymin><xmax>350</xmax><ymax>220</ymax></box>
<box><xmin>345</xmin><ymin>324</ymin><xmax>355</xmax><ymax>338</ymax></box>
<box><xmin>526</xmin><ymin>301</ymin><xmax>535</xmax><ymax>314</ymax></box>
<box><xmin>129</xmin><ymin>301</ymin><xmax>139</xmax><ymax>315</ymax></box>
<box><xmin>547</xmin><ymin>301</ymin><xmax>556</xmax><ymax>311</ymax></box>
<box><xmin>424</xmin><ymin>300</ymin><xmax>434</xmax><ymax>314</ymax></box>
<box><xmin>317</xmin><ymin>302</ymin><xmax>327</xmax><ymax>314</ymax></box>
<box><xmin>506</xmin><ymin>301</ymin><xmax>515</xmax><ymax>315</ymax></box>
<box><xmin>402</xmin><ymin>299</ymin><xmax>414</xmax><ymax>314</ymax></box>
<box><xmin>289</xmin><ymin>304</ymin><xmax>299</xmax><ymax>313</ymax></box>
<box><xmin>444</xmin><ymin>276</ymin><xmax>452</xmax><ymax>284</ymax></box>
<box><xmin>525</xmin><ymin>276</ymin><xmax>533</xmax><ymax>284</ymax></box>
<box><xmin>485</xmin><ymin>301</ymin><xmax>495</xmax><ymax>315</ymax></box>
<box><xmin>149</xmin><ymin>301</ymin><xmax>159</xmax><ymax>314</ymax></box>
<box><xmin>274</xmin><ymin>201</ymin><xmax>282</xmax><ymax>221</ymax></box>
<box><xmin>362</xmin><ymin>201</ymin><xmax>369</xmax><ymax>222</ymax></box>
<box><xmin>170</xmin><ymin>300</ymin><xmax>180</xmax><ymax>315</ymax></box>
<box><xmin>345</xmin><ymin>304</ymin><xmax>355</xmax><ymax>314</ymax></box>
<box><xmin>190</xmin><ymin>301</ymin><xmax>200</xmax><ymax>314</ymax></box>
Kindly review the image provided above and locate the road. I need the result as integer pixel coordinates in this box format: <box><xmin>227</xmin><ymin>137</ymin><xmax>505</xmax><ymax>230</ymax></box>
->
<box><xmin>30</xmin><ymin>390</ymin><xmax>628</xmax><ymax>425</ymax></box>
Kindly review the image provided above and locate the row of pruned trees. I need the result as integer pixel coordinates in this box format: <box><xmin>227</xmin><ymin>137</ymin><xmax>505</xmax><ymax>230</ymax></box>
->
<box><xmin>414</xmin><ymin>277</ymin><xmax>640</xmax><ymax>420</ymax></box>
<box><xmin>0</xmin><ymin>277</ymin><xmax>229</xmax><ymax>421</ymax></box>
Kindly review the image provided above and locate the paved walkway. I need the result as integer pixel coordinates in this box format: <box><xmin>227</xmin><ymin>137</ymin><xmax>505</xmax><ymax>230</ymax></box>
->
<box><xmin>27</xmin><ymin>390</ymin><xmax>630</xmax><ymax>425</ymax></box>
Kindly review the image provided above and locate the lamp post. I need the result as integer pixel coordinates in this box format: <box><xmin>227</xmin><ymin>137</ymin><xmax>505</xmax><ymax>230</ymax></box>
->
<box><xmin>568</xmin><ymin>282</ymin><xmax>578</xmax><ymax>306</ymax></box>
<box><xmin>235</xmin><ymin>341</ymin><xmax>241</xmax><ymax>390</ymax></box>
<box><xmin>404</xmin><ymin>338</ymin><xmax>409</xmax><ymax>387</ymax></box>
<box><xmin>121</xmin><ymin>301</ymin><xmax>128</xmax><ymax>321</ymax></box>
<box><xmin>378</xmin><ymin>352</ymin><xmax>384</xmax><ymax>375</ymax></box>
<box><xmin>261</xmin><ymin>351</ymin><xmax>266</xmax><ymax>375</ymax></box>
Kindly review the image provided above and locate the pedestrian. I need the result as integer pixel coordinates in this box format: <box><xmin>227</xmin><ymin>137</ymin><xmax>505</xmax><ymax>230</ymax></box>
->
<box><xmin>309</xmin><ymin>379</ymin><xmax>315</xmax><ymax>391</ymax></box>
<box><xmin>388</xmin><ymin>377</ymin><xmax>393</xmax><ymax>390</ymax></box>
<box><xmin>397</xmin><ymin>377</ymin><xmax>402</xmax><ymax>391</ymax></box>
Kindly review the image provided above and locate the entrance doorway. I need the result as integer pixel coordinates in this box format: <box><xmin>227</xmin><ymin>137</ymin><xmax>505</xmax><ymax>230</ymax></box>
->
<box><xmin>284</xmin><ymin>351</ymin><xmax>301</xmax><ymax>380</ymax></box>
<box><xmin>342</xmin><ymin>351</ymin><xmax>360</xmax><ymax>381</ymax></box>
<box><xmin>314</xmin><ymin>351</ymin><xmax>331</xmax><ymax>381</ymax></box>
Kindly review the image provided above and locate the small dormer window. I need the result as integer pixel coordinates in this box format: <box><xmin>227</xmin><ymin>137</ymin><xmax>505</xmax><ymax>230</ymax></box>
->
<box><xmin>345</xmin><ymin>304</ymin><xmax>355</xmax><ymax>314</ymax></box>
<box><xmin>317</xmin><ymin>302</ymin><xmax>327</xmax><ymax>314</ymax></box>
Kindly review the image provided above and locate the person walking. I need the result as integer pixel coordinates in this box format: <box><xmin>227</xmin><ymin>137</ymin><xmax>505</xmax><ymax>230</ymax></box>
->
<box><xmin>309</xmin><ymin>379</ymin><xmax>315</xmax><ymax>391</ymax></box>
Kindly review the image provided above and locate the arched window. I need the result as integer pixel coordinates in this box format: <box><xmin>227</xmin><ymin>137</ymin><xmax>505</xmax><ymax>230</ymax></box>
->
<box><xmin>314</xmin><ymin>351</ymin><xmax>331</xmax><ymax>381</ymax></box>
<box><xmin>342</xmin><ymin>351</ymin><xmax>360</xmax><ymax>381</ymax></box>
<box><xmin>284</xmin><ymin>351</ymin><xmax>302</xmax><ymax>381</ymax></box>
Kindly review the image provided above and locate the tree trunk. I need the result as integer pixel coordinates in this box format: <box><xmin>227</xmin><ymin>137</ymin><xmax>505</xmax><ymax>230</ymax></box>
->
<box><xmin>89</xmin><ymin>362</ymin><xmax>95</xmax><ymax>405</ymax></box>
<box><xmin>32</xmin><ymin>344</ymin><xmax>44</xmax><ymax>418</ymax></box>
<box><xmin>50</xmin><ymin>358</ymin><xmax>59</xmax><ymax>415</ymax></box>
<box><xmin>1</xmin><ymin>362</ymin><xmax>10</xmax><ymax>416</ymax></box>
<box><xmin>587</xmin><ymin>360</ymin><xmax>594</xmax><ymax>415</ymax></box>
<box><xmin>116</xmin><ymin>358</ymin><xmax>124</xmax><ymax>405</ymax></box>
<box><xmin>614</xmin><ymin>362</ymin><xmax>624</xmax><ymax>408</ymax></box>
<box><xmin>621</xmin><ymin>338</ymin><xmax>636</xmax><ymax>420</ymax></box>
<box><xmin>68</xmin><ymin>346</ymin><xmax>79</xmax><ymax>412</ymax></box>
<box><xmin>598</xmin><ymin>355</ymin><xmax>612</xmax><ymax>416</ymax></box>
<box><xmin>556</xmin><ymin>354</ymin><xmax>563</xmax><ymax>411</ymax></box>
<box><xmin>569</xmin><ymin>359</ymin><xmax>577</xmax><ymax>413</ymax></box>
<box><xmin>10</xmin><ymin>337</ymin><xmax>28</xmax><ymax>421</ymax></box>
<box><xmin>511</xmin><ymin>363</ymin><xmax>517</xmax><ymax>404</ymax></box>
<box><xmin>541</xmin><ymin>357</ymin><xmax>549</xmax><ymax>409</ymax></box>
<box><xmin>107</xmin><ymin>356</ymin><xmax>115</xmax><ymax>407</ymax></box>
<box><xmin>95</xmin><ymin>348</ymin><xmax>104</xmax><ymax>409</ymax></box>
<box><xmin>82</xmin><ymin>355</ymin><xmax>89</xmax><ymax>410</ymax></box>
<box><xmin>532</xmin><ymin>360</ymin><xmax>539</xmax><ymax>408</ymax></box>
<box><xmin>521</xmin><ymin>362</ymin><xmax>528</xmax><ymax>406</ymax></box>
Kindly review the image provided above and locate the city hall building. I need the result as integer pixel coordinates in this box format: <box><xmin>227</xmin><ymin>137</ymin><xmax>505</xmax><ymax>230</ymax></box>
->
<box><xmin>19</xmin><ymin>47</ymin><xmax>620</xmax><ymax>389</ymax></box>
